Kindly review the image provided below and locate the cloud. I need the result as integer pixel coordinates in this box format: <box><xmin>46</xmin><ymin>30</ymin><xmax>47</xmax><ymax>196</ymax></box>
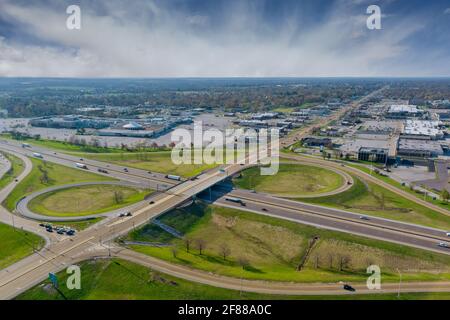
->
<box><xmin>0</xmin><ymin>0</ymin><xmax>445</xmax><ymax>77</ymax></box>
<box><xmin>444</xmin><ymin>8</ymin><xmax>450</xmax><ymax>15</ymax></box>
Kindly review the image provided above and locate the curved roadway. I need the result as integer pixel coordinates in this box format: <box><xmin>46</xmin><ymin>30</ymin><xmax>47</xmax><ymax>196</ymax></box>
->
<box><xmin>16</xmin><ymin>181</ymin><xmax>151</xmax><ymax>222</ymax></box>
<box><xmin>1</xmin><ymin>130</ymin><xmax>450</xmax><ymax>298</ymax></box>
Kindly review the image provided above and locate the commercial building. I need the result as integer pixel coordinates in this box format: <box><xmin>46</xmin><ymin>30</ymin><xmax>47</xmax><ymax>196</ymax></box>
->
<box><xmin>97</xmin><ymin>129</ymin><xmax>154</xmax><ymax>138</ymax></box>
<box><xmin>386</xmin><ymin>105</ymin><xmax>423</xmax><ymax>119</ymax></box>
<box><xmin>122</xmin><ymin>121</ymin><xmax>144</xmax><ymax>130</ymax></box>
<box><xmin>403</xmin><ymin>120</ymin><xmax>444</xmax><ymax>140</ymax></box>
<box><xmin>358</xmin><ymin>147</ymin><xmax>389</xmax><ymax>164</ymax></box>
<box><xmin>30</xmin><ymin>116</ymin><xmax>110</xmax><ymax>129</ymax></box>
<box><xmin>397</xmin><ymin>138</ymin><xmax>445</xmax><ymax>158</ymax></box>
<box><xmin>302</xmin><ymin>137</ymin><xmax>332</xmax><ymax>148</ymax></box>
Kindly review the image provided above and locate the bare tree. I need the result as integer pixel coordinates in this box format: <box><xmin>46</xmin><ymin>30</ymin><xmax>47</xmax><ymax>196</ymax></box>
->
<box><xmin>327</xmin><ymin>253</ymin><xmax>334</xmax><ymax>269</ymax></box>
<box><xmin>338</xmin><ymin>255</ymin><xmax>351</xmax><ymax>271</ymax></box>
<box><xmin>195</xmin><ymin>239</ymin><xmax>207</xmax><ymax>255</ymax></box>
<box><xmin>114</xmin><ymin>190</ymin><xmax>124</xmax><ymax>204</ymax></box>
<box><xmin>313</xmin><ymin>254</ymin><xmax>320</xmax><ymax>269</ymax></box>
<box><xmin>237</xmin><ymin>256</ymin><xmax>250</xmax><ymax>270</ymax></box>
<box><xmin>184</xmin><ymin>238</ymin><xmax>192</xmax><ymax>253</ymax></box>
<box><xmin>218</xmin><ymin>243</ymin><xmax>231</xmax><ymax>260</ymax></box>
<box><xmin>171</xmin><ymin>247</ymin><xmax>178</xmax><ymax>258</ymax></box>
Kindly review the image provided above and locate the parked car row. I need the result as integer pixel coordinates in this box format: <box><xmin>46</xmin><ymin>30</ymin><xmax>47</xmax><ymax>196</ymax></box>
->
<box><xmin>39</xmin><ymin>223</ymin><xmax>75</xmax><ymax>236</ymax></box>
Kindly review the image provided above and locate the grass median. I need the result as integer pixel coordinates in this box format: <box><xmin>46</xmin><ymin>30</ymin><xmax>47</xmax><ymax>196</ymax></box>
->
<box><xmin>3</xmin><ymin>158</ymin><xmax>114</xmax><ymax>212</ymax></box>
<box><xmin>233</xmin><ymin>163</ymin><xmax>345</xmax><ymax>197</ymax></box>
<box><xmin>0</xmin><ymin>152</ymin><xmax>25</xmax><ymax>190</ymax></box>
<box><xmin>16</xmin><ymin>258</ymin><xmax>450</xmax><ymax>300</ymax></box>
<box><xmin>28</xmin><ymin>184</ymin><xmax>151</xmax><ymax>217</ymax></box>
<box><xmin>0</xmin><ymin>223</ymin><xmax>44</xmax><ymax>270</ymax></box>
<box><xmin>301</xmin><ymin>176</ymin><xmax>450</xmax><ymax>230</ymax></box>
<box><xmin>125</xmin><ymin>202</ymin><xmax>450</xmax><ymax>284</ymax></box>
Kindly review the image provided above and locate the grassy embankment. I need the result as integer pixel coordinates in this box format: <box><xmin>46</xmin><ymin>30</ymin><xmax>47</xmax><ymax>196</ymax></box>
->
<box><xmin>17</xmin><ymin>258</ymin><xmax>450</xmax><ymax>300</ymax></box>
<box><xmin>2</xmin><ymin>134</ymin><xmax>217</xmax><ymax>178</ymax></box>
<box><xmin>0</xmin><ymin>223</ymin><xmax>44</xmax><ymax>270</ymax></box>
<box><xmin>77</xmin><ymin>152</ymin><xmax>217</xmax><ymax>178</ymax></box>
<box><xmin>234</xmin><ymin>163</ymin><xmax>450</xmax><ymax>230</ymax></box>
<box><xmin>28</xmin><ymin>184</ymin><xmax>151</xmax><ymax>217</ymax></box>
<box><xmin>0</xmin><ymin>152</ymin><xmax>25</xmax><ymax>190</ymax></box>
<box><xmin>233</xmin><ymin>163</ymin><xmax>344</xmax><ymax>197</ymax></box>
<box><xmin>3</xmin><ymin>158</ymin><xmax>114</xmax><ymax>212</ymax></box>
<box><xmin>301</xmin><ymin>176</ymin><xmax>450</xmax><ymax>230</ymax></box>
<box><xmin>126</xmin><ymin>202</ymin><xmax>450</xmax><ymax>284</ymax></box>
<box><xmin>0</xmin><ymin>153</ymin><xmax>44</xmax><ymax>270</ymax></box>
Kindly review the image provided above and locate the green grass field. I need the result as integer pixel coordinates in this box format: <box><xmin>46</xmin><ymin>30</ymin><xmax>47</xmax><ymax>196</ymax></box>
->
<box><xmin>0</xmin><ymin>152</ymin><xmax>25</xmax><ymax>190</ymax></box>
<box><xmin>3</xmin><ymin>158</ymin><xmax>114</xmax><ymax>212</ymax></box>
<box><xmin>126</xmin><ymin>202</ymin><xmax>450</xmax><ymax>284</ymax></box>
<box><xmin>16</xmin><ymin>258</ymin><xmax>450</xmax><ymax>300</ymax></box>
<box><xmin>1</xmin><ymin>134</ymin><xmax>123</xmax><ymax>153</ymax></box>
<box><xmin>301</xmin><ymin>176</ymin><xmax>450</xmax><ymax>230</ymax></box>
<box><xmin>28</xmin><ymin>185</ymin><xmax>151</xmax><ymax>217</ymax></box>
<box><xmin>345</xmin><ymin>161</ymin><xmax>450</xmax><ymax>212</ymax></box>
<box><xmin>78</xmin><ymin>151</ymin><xmax>217</xmax><ymax>178</ymax></box>
<box><xmin>0</xmin><ymin>223</ymin><xmax>44</xmax><ymax>270</ymax></box>
<box><xmin>15</xmin><ymin>258</ymin><xmax>282</xmax><ymax>300</ymax></box>
<box><xmin>233</xmin><ymin>164</ymin><xmax>344</xmax><ymax>197</ymax></box>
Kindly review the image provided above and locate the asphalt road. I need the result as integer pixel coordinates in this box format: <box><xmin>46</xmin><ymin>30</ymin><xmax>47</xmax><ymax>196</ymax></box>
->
<box><xmin>2</xmin><ymin>86</ymin><xmax>450</xmax><ymax>298</ymax></box>
<box><xmin>16</xmin><ymin>181</ymin><xmax>150</xmax><ymax>222</ymax></box>
<box><xmin>209</xmin><ymin>188</ymin><xmax>450</xmax><ymax>255</ymax></box>
<box><xmin>282</xmin><ymin>153</ymin><xmax>450</xmax><ymax>217</ymax></box>
<box><xmin>0</xmin><ymin>139</ymin><xmax>177</xmax><ymax>190</ymax></box>
<box><xmin>0</xmin><ymin>153</ymin><xmax>11</xmax><ymax>180</ymax></box>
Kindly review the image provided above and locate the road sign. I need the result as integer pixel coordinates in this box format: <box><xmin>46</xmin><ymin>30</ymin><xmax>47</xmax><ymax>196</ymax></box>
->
<box><xmin>49</xmin><ymin>272</ymin><xmax>59</xmax><ymax>288</ymax></box>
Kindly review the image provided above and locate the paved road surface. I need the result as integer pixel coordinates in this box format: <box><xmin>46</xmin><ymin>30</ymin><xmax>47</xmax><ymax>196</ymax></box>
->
<box><xmin>209</xmin><ymin>188</ymin><xmax>450</xmax><ymax>255</ymax></box>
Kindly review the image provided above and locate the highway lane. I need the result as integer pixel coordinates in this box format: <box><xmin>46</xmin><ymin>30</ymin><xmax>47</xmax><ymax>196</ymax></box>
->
<box><xmin>3</xmin><ymin>83</ymin><xmax>450</xmax><ymax>298</ymax></box>
<box><xmin>116</xmin><ymin>249</ymin><xmax>450</xmax><ymax>296</ymax></box>
<box><xmin>2</xmin><ymin>134</ymin><xmax>450</xmax><ymax>298</ymax></box>
<box><xmin>0</xmin><ymin>140</ymin><xmax>177</xmax><ymax>189</ymax></box>
<box><xmin>281</xmin><ymin>86</ymin><xmax>388</xmax><ymax>148</ymax></box>
<box><xmin>15</xmin><ymin>181</ymin><xmax>152</xmax><ymax>222</ymax></box>
<box><xmin>0</xmin><ymin>159</ymin><xmax>247</xmax><ymax>299</ymax></box>
<box><xmin>0</xmin><ymin>152</ymin><xmax>58</xmax><ymax>245</ymax></box>
<box><xmin>225</xmin><ymin>189</ymin><xmax>450</xmax><ymax>241</ymax></box>
<box><xmin>282</xmin><ymin>153</ymin><xmax>450</xmax><ymax>217</ymax></box>
<box><xmin>210</xmin><ymin>190</ymin><xmax>450</xmax><ymax>255</ymax></box>
<box><xmin>0</xmin><ymin>153</ymin><xmax>11</xmax><ymax>180</ymax></box>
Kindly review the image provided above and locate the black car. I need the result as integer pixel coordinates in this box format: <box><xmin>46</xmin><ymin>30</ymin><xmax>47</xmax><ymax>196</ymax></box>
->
<box><xmin>149</xmin><ymin>201</ymin><xmax>155</xmax><ymax>205</ymax></box>
<box><xmin>343</xmin><ymin>284</ymin><xmax>356</xmax><ymax>292</ymax></box>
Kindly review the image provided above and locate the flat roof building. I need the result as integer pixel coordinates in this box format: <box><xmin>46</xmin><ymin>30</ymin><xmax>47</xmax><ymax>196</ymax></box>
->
<box><xmin>403</xmin><ymin>120</ymin><xmax>443</xmax><ymax>140</ymax></box>
<box><xmin>386</xmin><ymin>105</ymin><xmax>423</xmax><ymax>119</ymax></box>
<box><xmin>397</xmin><ymin>138</ymin><xmax>445</xmax><ymax>158</ymax></box>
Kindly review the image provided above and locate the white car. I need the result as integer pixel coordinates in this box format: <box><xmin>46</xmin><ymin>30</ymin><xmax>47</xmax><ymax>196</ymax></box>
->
<box><xmin>438</xmin><ymin>242</ymin><xmax>449</xmax><ymax>248</ymax></box>
<box><xmin>446</xmin><ymin>232</ymin><xmax>450</xmax><ymax>237</ymax></box>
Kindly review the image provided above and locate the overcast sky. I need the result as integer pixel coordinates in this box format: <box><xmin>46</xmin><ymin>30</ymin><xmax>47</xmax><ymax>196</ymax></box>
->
<box><xmin>0</xmin><ymin>0</ymin><xmax>450</xmax><ymax>77</ymax></box>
